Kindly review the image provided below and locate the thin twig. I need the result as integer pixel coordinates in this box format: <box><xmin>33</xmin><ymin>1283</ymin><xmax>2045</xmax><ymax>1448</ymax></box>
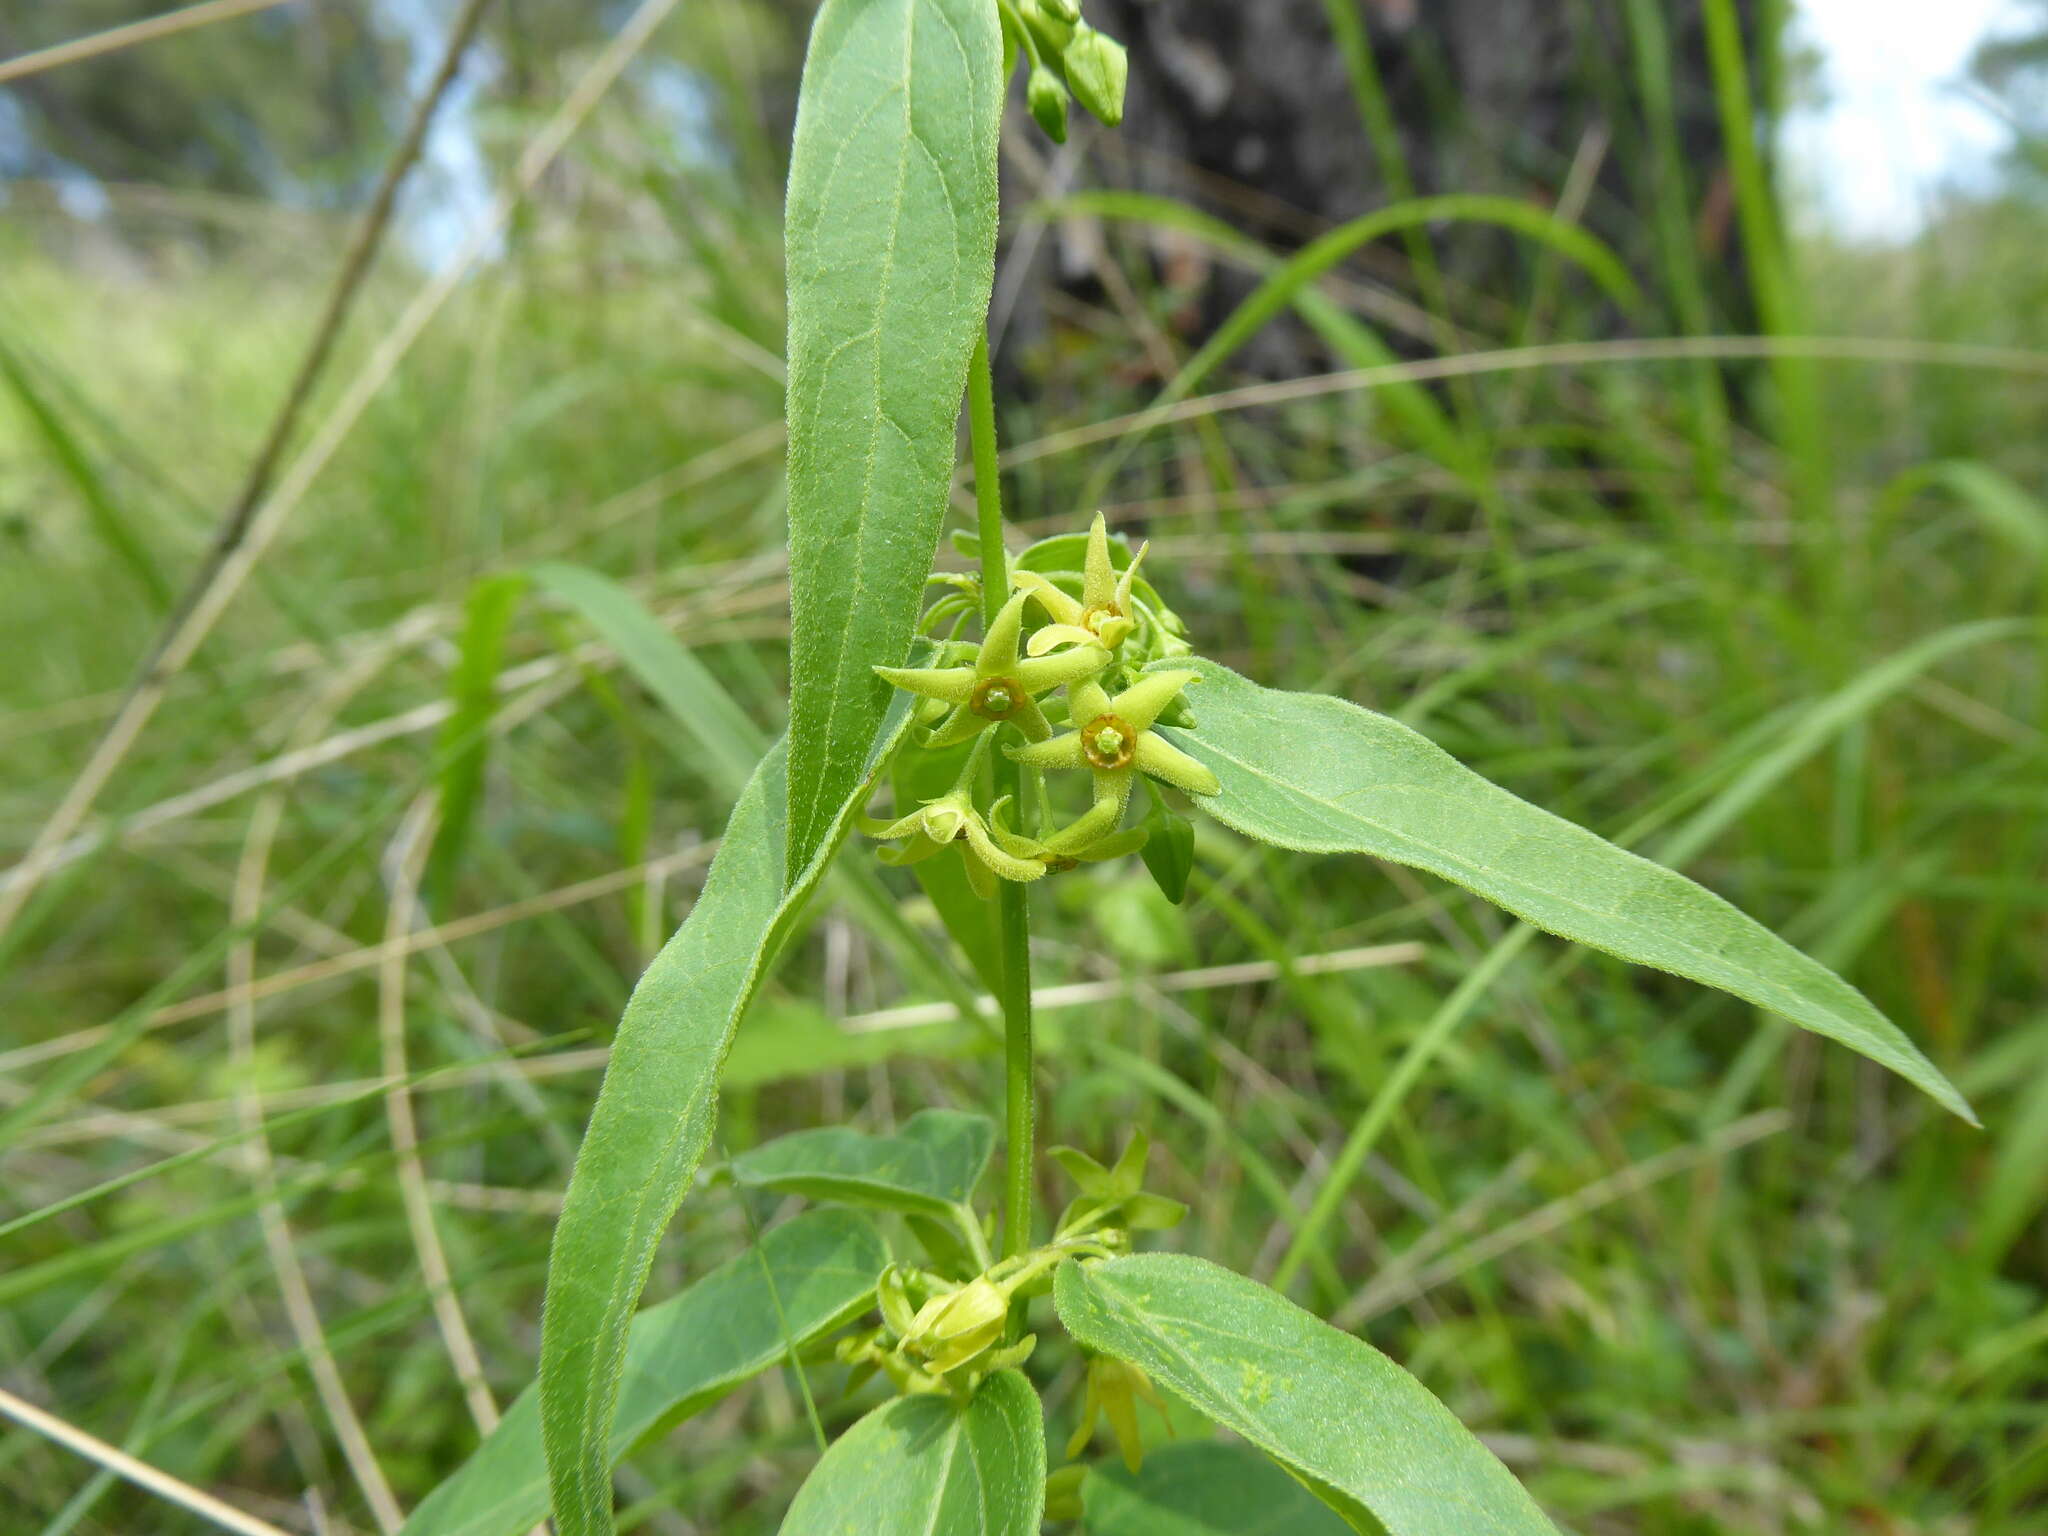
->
<box><xmin>0</xmin><ymin>0</ymin><xmax>294</xmax><ymax>85</ymax></box>
<box><xmin>0</xmin><ymin>1385</ymin><xmax>294</xmax><ymax>1536</ymax></box>
<box><xmin>139</xmin><ymin>0</ymin><xmax>498</xmax><ymax>691</ymax></box>
<box><xmin>379</xmin><ymin>796</ymin><xmax>503</xmax><ymax>1437</ymax></box>
<box><xmin>1337</xmin><ymin>1110</ymin><xmax>1792</xmax><ymax>1326</ymax></box>
<box><xmin>227</xmin><ymin>649</ymin><xmax>409</xmax><ymax>1532</ymax></box>
<box><xmin>0</xmin><ymin>841</ymin><xmax>718</xmax><ymax>1077</ymax></box>
<box><xmin>12</xmin><ymin>944</ymin><xmax>1430</xmax><ymax>1150</ymax></box>
<box><xmin>998</xmin><ymin>334</ymin><xmax>2048</xmax><ymax>469</ymax></box>
<box><xmin>0</xmin><ymin>0</ymin><xmax>684</xmax><ymax>940</ymax></box>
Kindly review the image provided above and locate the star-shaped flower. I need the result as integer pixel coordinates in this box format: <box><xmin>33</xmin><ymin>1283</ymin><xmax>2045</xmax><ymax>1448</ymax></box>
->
<box><xmin>1012</xmin><ymin>512</ymin><xmax>1148</xmax><ymax>655</ymax></box>
<box><xmin>1004</xmin><ymin>669</ymin><xmax>1219</xmax><ymax>855</ymax></box>
<box><xmin>875</xmin><ymin>590</ymin><xmax>1108</xmax><ymax>749</ymax></box>
<box><xmin>863</xmin><ymin>789</ymin><xmax>1046</xmax><ymax>899</ymax></box>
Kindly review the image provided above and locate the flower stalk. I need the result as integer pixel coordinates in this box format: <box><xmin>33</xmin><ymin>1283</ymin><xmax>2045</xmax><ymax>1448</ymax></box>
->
<box><xmin>967</xmin><ymin>332</ymin><xmax>1039</xmax><ymax>1267</ymax></box>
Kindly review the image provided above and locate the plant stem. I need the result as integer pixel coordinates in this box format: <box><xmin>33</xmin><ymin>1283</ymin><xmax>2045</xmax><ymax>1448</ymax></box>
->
<box><xmin>967</xmin><ymin>332</ymin><xmax>1037</xmax><ymax>1261</ymax></box>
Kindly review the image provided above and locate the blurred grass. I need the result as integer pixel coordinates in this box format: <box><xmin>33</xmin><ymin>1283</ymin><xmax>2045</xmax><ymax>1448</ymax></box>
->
<box><xmin>3</xmin><ymin>14</ymin><xmax>2047</xmax><ymax>1535</ymax></box>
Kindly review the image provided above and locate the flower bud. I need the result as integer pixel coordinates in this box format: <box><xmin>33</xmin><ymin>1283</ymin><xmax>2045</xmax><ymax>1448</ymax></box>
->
<box><xmin>903</xmin><ymin>1276</ymin><xmax>1010</xmax><ymax>1374</ymax></box>
<box><xmin>1028</xmin><ymin>65</ymin><xmax>1070</xmax><ymax>144</ymax></box>
<box><xmin>1044</xmin><ymin>1466</ymin><xmax>1087</xmax><ymax>1522</ymax></box>
<box><xmin>1022</xmin><ymin>0</ymin><xmax>1075</xmax><ymax>55</ymax></box>
<box><xmin>1063</xmin><ymin>25</ymin><xmax>1127</xmax><ymax>127</ymax></box>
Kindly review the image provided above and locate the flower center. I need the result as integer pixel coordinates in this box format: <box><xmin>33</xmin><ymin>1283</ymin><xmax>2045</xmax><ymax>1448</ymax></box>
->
<box><xmin>971</xmin><ymin>675</ymin><xmax>1022</xmax><ymax>719</ymax></box>
<box><xmin>1082</xmin><ymin>713</ymin><xmax>1136</xmax><ymax>771</ymax></box>
<box><xmin>926</xmin><ymin>805</ymin><xmax>970</xmax><ymax>842</ymax></box>
<box><xmin>1080</xmin><ymin>602</ymin><xmax>1120</xmax><ymax>635</ymax></box>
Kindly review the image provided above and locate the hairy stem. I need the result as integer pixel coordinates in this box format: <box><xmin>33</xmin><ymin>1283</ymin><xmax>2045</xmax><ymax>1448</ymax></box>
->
<box><xmin>967</xmin><ymin>333</ymin><xmax>1036</xmax><ymax>1261</ymax></box>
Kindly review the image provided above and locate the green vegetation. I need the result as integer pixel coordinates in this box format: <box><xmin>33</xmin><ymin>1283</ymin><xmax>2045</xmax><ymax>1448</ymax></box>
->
<box><xmin>3</xmin><ymin>0</ymin><xmax>2046</xmax><ymax>1532</ymax></box>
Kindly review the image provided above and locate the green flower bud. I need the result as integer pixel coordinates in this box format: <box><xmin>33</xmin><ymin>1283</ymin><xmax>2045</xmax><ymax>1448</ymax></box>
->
<box><xmin>1022</xmin><ymin>0</ymin><xmax>1075</xmax><ymax>55</ymax></box>
<box><xmin>1028</xmin><ymin>64</ymin><xmax>1070</xmax><ymax>144</ymax></box>
<box><xmin>903</xmin><ymin>1276</ymin><xmax>1009</xmax><ymax>1375</ymax></box>
<box><xmin>1063</xmin><ymin>25</ymin><xmax>1127</xmax><ymax>127</ymax></box>
<box><xmin>1044</xmin><ymin>1466</ymin><xmax>1087</xmax><ymax>1522</ymax></box>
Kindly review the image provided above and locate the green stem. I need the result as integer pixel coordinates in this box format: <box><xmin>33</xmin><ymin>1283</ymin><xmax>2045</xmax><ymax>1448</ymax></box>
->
<box><xmin>967</xmin><ymin>333</ymin><xmax>1036</xmax><ymax>1262</ymax></box>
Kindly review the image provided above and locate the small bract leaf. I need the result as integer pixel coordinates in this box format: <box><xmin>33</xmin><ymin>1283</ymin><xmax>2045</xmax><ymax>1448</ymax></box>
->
<box><xmin>1138</xmin><ymin>804</ymin><xmax>1194</xmax><ymax>906</ymax></box>
<box><xmin>1050</xmin><ymin>1144</ymin><xmax>1114</xmax><ymax>1197</ymax></box>
<box><xmin>1055</xmin><ymin>1255</ymin><xmax>1559</xmax><ymax>1535</ymax></box>
<box><xmin>400</xmin><ymin>1211</ymin><xmax>884</xmax><ymax>1536</ymax></box>
<box><xmin>778</xmin><ymin>1370</ymin><xmax>1046</xmax><ymax>1536</ymax></box>
<box><xmin>731</xmin><ymin>1107</ymin><xmax>997</xmax><ymax>1218</ymax></box>
<box><xmin>1155</xmin><ymin>657</ymin><xmax>1974</xmax><ymax>1124</ymax></box>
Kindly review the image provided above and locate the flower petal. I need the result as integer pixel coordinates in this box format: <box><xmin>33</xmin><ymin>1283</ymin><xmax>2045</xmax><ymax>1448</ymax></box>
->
<box><xmin>1134</xmin><ymin>732</ymin><xmax>1220</xmax><ymax>796</ymax></box>
<box><xmin>977</xmin><ymin>590</ymin><xmax>1031</xmax><ymax>674</ymax></box>
<box><xmin>1110</xmin><ymin>669</ymin><xmax>1199</xmax><ymax>732</ymax></box>
<box><xmin>1009</xmin><ymin>693</ymin><xmax>1055</xmax><ymax>743</ymax></box>
<box><xmin>1082</xmin><ymin>511</ymin><xmax>1118</xmax><ymax>610</ymax></box>
<box><xmin>1025</xmin><ymin>623</ymin><xmax>1099</xmax><ymax>658</ymax></box>
<box><xmin>1072</xmin><ymin>826</ymin><xmax>1149</xmax><ymax>863</ymax></box>
<box><xmin>1113</xmin><ymin>539</ymin><xmax>1149</xmax><ymax>613</ymax></box>
<box><xmin>874</xmin><ymin>663</ymin><xmax>976</xmax><ymax>703</ymax></box>
<box><xmin>922</xmin><ymin>704</ymin><xmax>986</xmax><ymax>750</ymax></box>
<box><xmin>1011</xmin><ymin>568</ymin><xmax>1084</xmax><ymax>626</ymax></box>
<box><xmin>878</xmin><ymin>834</ymin><xmax>948</xmax><ymax>867</ymax></box>
<box><xmin>1015</xmin><ymin>642</ymin><xmax>1110</xmax><ymax>694</ymax></box>
<box><xmin>1068</xmin><ymin>678</ymin><xmax>1115</xmax><ymax>727</ymax></box>
<box><xmin>1005</xmin><ymin>732</ymin><xmax>1087</xmax><ymax>772</ymax></box>
<box><xmin>963</xmin><ymin>817</ymin><xmax>1048</xmax><ymax>883</ymax></box>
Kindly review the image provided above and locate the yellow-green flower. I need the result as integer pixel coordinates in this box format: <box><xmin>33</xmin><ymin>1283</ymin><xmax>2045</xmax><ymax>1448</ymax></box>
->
<box><xmin>1005</xmin><ymin>670</ymin><xmax>1218</xmax><ymax>857</ymax></box>
<box><xmin>864</xmin><ymin>789</ymin><xmax>1046</xmax><ymax>898</ymax></box>
<box><xmin>1013</xmin><ymin>512</ymin><xmax>1148</xmax><ymax>655</ymax></box>
<box><xmin>1065</xmin><ymin>1355</ymin><xmax>1170</xmax><ymax>1473</ymax></box>
<box><xmin>877</xmin><ymin>590</ymin><xmax>1108</xmax><ymax>749</ymax></box>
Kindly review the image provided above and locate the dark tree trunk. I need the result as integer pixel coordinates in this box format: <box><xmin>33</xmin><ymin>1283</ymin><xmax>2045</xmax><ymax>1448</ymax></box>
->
<box><xmin>1018</xmin><ymin>0</ymin><xmax>1769</xmax><ymax>357</ymax></box>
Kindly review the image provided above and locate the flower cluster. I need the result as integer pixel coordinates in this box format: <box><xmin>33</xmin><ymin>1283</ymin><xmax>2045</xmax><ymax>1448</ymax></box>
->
<box><xmin>836</xmin><ymin>1130</ymin><xmax>1181</xmax><ymax>1404</ymax></box>
<box><xmin>867</xmin><ymin>514</ymin><xmax>1218</xmax><ymax>893</ymax></box>
<box><xmin>999</xmin><ymin>0</ymin><xmax>1128</xmax><ymax>145</ymax></box>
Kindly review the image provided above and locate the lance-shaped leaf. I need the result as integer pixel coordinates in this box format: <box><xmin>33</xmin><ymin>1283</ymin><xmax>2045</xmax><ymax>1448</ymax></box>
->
<box><xmin>540</xmin><ymin>702</ymin><xmax>915</xmax><ymax>1536</ymax></box>
<box><xmin>402</xmin><ymin>1211</ymin><xmax>885</xmax><ymax>1536</ymax></box>
<box><xmin>1081</xmin><ymin>1441</ymin><xmax>1351</xmax><ymax>1536</ymax></box>
<box><xmin>783</xmin><ymin>0</ymin><xmax>1003</xmax><ymax>882</ymax></box>
<box><xmin>778</xmin><ymin>1370</ymin><xmax>1046</xmax><ymax>1536</ymax></box>
<box><xmin>1152</xmin><ymin>657</ymin><xmax>1973</xmax><ymax>1124</ymax></box>
<box><xmin>732</xmin><ymin>1107</ymin><xmax>997</xmax><ymax>1218</ymax></box>
<box><xmin>1056</xmin><ymin>1255</ymin><xmax>1558</xmax><ymax>1536</ymax></box>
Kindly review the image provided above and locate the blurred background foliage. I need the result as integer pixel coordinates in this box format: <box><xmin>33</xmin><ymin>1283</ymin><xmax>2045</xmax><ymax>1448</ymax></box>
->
<box><xmin>1</xmin><ymin>1</ymin><xmax>2045</xmax><ymax>1532</ymax></box>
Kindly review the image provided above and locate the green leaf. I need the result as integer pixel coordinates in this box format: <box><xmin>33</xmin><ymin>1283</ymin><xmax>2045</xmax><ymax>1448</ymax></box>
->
<box><xmin>402</xmin><ymin>1210</ymin><xmax>885</xmax><ymax>1536</ymax></box>
<box><xmin>732</xmin><ymin>1107</ymin><xmax>996</xmax><ymax>1218</ymax></box>
<box><xmin>1055</xmin><ymin>1256</ymin><xmax>1557</xmax><ymax>1536</ymax></box>
<box><xmin>778</xmin><ymin>1370</ymin><xmax>1046</xmax><ymax>1536</ymax></box>
<box><xmin>783</xmin><ymin>0</ymin><xmax>1003</xmax><ymax>882</ymax></box>
<box><xmin>1158</xmin><ymin>657</ymin><xmax>1975</xmax><ymax>1124</ymax></box>
<box><xmin>427</xmin><ymin>572</ymin><xmax>529</xmax><ymax>901</ymax></box>
<box><xmin>0</xmin><ymin>334</ymin><xmax>170</xmax><ymax>613</ymax></box>
<box><xmin>530</xmin><ymin>561</ymin><xmax>763</xmax><ymax>796</ymax></box>
<box><xmin>1081</xmin><ymin>1441</ymin><xmax>1351</xmax><ymax>1535</ymax></box>
<box><xmin>1138</xmin><ymin>799</ymin><xmax>1194</xmax><ymax>907</ymax></box>
<box><xmin>539</xmin><ymin>705</ymin><xmax>915</xmax><ymax>1536</ymax></box>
